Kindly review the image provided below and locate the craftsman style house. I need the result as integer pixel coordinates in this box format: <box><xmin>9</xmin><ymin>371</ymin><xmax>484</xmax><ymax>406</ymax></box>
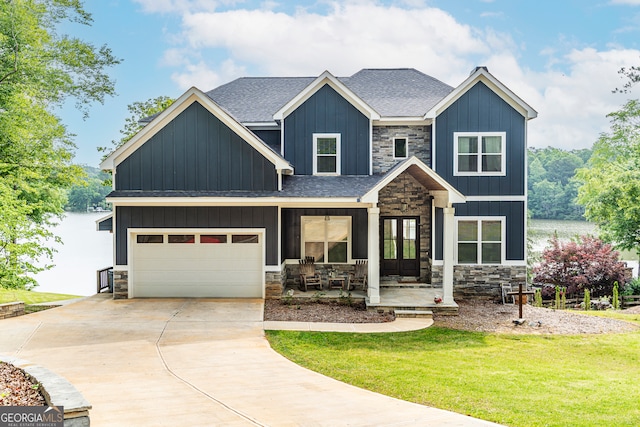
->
<box><xmin>99</xmin><ymin>67</ymin><xmax>536</xmax><ymax>307</ymax></box>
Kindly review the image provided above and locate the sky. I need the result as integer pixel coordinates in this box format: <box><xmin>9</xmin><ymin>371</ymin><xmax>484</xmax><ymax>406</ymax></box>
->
<box><xmin>59</xmin><ymin>0</ymin><xmax>640</xmax><ymax>167</ymax></box>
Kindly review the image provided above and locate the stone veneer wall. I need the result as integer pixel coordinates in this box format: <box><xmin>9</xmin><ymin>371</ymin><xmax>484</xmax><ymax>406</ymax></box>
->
<box><xmin>0</xmin><ymin>302</ymin><xmax>25</xmax><ymax>319</ymax></box>
<box><xmin>378</xmin><ymin>171</ymin><xmax>432</xmax><ymax>281</ymax></box>
<box><xmin>432</xmin><ymin>265</ymin><xmax>527</xmax><ymax>301</ymax></box>
<box><xmin>372</xmin><ymin>125</ymin><xmax>431</xmax><ymax>173</ymax></box>
<box><xmin>113</xmin><ymin>270</ymin><xmax>129</xmax><ymax>300</ymax></box>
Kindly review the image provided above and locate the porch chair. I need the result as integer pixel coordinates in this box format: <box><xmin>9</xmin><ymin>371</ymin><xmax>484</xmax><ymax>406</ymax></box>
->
<box><xmin>299</xmin><ymin>257</ymin><xmax>323</xmax><ymax>292</ymax></box>
<box><xmin>347</xmin><ymin>260</ymin><xmax>368</xmax><ymax>291</ymax></box>
<box><xmin>501</xmin><ymin>283</ymin><xmax>514</xmax><ymax>305</ymax></box>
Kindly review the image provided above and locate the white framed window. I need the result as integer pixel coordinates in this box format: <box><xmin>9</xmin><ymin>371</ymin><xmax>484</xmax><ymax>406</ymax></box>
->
<box><xmin>455</xmin><ymin>217</ymin><xmax>505</xmax><ymax>265</ymax></box>
<box><xmin>301</xmin><ymin>216</ymin><xmax>351</xmax><ymax>263</ymax></box>
<box><xmin>313</xmin><ymin>133</ymin><xmax>341</xmax><ymax>175</ymax></box>
<box><xmin>453</xmin><ymin>132</ymin><xmax>506</xmax><ymax>176</ymax></box>
<box><xmin>393</xmin><ymin>137</ymin><xmax>408</xmax><ymax>159</ymax></box>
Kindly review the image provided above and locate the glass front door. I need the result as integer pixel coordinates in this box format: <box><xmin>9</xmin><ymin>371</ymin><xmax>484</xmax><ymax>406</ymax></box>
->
<box><xmin>381</xmin><ymin>217</ymin><xmax>420</xmax><ymax>276</ymax></box>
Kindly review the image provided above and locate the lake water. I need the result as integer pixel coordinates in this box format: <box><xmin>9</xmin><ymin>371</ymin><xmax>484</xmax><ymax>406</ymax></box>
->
<box><xmin>34</xmin><ymin>212</ymin><xmax>113</xmax><ymax>296</ymax></box>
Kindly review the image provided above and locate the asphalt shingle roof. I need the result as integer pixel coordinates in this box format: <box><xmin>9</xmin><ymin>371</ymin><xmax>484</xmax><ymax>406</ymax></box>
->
<box><xmin>205</xmin><ymin>68</ymin><xmax>454</xmax><ymax>123</ymax></box>
<box><xmin>107</xmin><ymin>174</ymin><xmax>385</xmax><ymax>199</ymax></box>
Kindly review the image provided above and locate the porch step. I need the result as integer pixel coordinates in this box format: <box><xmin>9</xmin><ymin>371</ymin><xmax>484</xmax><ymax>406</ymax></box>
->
<box><xmin>394</xmin><ymin>309</ymin><xmax>433</xmax><ymax>319</ymax></box>
<box><xmin>380</xmin><ymin>282</ymin><xmax>433</xmax><ymax>289</ymax></box>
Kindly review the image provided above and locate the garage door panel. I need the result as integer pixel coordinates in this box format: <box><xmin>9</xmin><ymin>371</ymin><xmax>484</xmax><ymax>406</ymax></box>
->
<box><xmin>131</xmin><ymin>231</ymin><xmax>263</xmax><ymax>298</ymax></box>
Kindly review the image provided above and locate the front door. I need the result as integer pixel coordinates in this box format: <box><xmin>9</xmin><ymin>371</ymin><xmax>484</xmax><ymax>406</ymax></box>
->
<box><xmin>381</xmin><ymin>217</ymin><xmax>420</xmax><ymax>277</ymax></box>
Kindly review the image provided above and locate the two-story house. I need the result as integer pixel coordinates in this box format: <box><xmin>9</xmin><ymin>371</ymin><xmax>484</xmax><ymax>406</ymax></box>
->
<box><xmin>98</xmin><ymin>67</ymin><xmax>536</xmax><ymax>309</ymax></box>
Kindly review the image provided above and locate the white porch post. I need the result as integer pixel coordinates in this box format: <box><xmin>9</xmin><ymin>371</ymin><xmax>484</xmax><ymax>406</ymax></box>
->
<box><xmin>367</xmin><ymin>207</ymin><xmax>380</xmax><ymax>304</ymax></box>
<box><xmin>442</xmin><ymin>206</ymin><xmax>455</xmax><ymax>304</ymax></box>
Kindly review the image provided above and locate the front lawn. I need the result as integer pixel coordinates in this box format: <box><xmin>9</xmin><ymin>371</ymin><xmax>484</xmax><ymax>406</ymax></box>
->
<box><xmin>0</xmin><ymin>289</ymin><xmax>81</xmax><ymax>305</ymax></box>
<box><xmin>266</xmin><ymin>322</ymin><xmax>640</xmax><ymax>427</ymax></box>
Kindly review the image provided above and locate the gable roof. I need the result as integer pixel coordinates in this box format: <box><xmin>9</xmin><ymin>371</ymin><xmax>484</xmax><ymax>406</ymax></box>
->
<box><xmin>100</xmin><ymin>87</ymin><xmax>293</xmax><ymax>173</ymax></box>
<box><xmin>424</xmin><ymin>66</ymin><xmax>537</xmax><ymax>120</ymax></box>
<box><xmin>273</xmin><ymin>70</ymin><xmax>381</xmax><ymax>121</ymax></box>
<box><xmin>361</xmin><ymin>156</ymin><xmax>465</xmax><ymax>206</ymax></box>
<box><xmin>206</xmin><ymin>68</ymin><xmax>454</xmax><ymax>123</ymax></box>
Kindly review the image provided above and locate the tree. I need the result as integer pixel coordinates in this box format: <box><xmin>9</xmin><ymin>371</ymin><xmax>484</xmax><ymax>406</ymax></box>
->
<box><xmin>100</xmin><ymin>96</ymin><xmax>175</xmax><ymax>155</ymax></box>
<box><xmin>532</xmin><ymin>235</ymin><xmax>628</xmax><ymax>298</ymax></box>
<box><xmin>65</xmin><ymin>166</ymin><xmax>112</xmax><ymax>211</ymax></box>
<box><xmin>0</xmin><ymin>0</ymin><xmax>119</xmax><ymax>289</ymax></box>
<box><xmin>576</xmin><ymin>100</ymin><xmax>640</xmax><ymax>257</ymax></box>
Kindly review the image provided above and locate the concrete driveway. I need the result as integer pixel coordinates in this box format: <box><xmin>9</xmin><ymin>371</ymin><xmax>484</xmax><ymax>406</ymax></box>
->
<box><xmin>0</xmin><ymin>294</ymin><xmax>500</xmax><ymax>426</ymax></box>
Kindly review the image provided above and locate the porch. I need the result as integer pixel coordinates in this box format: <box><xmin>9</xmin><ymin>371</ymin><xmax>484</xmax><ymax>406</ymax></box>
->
<box><xmin>282</xmin><ymin>280</ymin><xmax>458</xmax><ymax>315</ymax></box>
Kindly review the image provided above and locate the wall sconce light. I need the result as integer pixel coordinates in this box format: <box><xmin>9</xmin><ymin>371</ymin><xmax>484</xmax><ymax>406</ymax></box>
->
<box><xmin>325</xmin><ymin>215</ymin><xmax>330</xmax><ymax>221</ymax></box>
<box><xmin>401</xmin><ymin>203</ymin><xmax>408</xmax><ymax>212</ymax></box>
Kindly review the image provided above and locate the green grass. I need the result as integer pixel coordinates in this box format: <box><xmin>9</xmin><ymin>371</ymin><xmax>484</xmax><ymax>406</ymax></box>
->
<box><xmin>266</xmin><ymin>327</ymin><xmax>640</xmax><ymax>427</ymax></box>
<box><xmin>0</xmin><ymin>288</ymin><xmax>81</xmax><ymax>305</ymax></box>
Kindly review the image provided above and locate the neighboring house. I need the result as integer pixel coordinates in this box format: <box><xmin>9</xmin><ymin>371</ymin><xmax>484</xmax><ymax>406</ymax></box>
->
<box><xmin>98</xmin><ymin>67</ymin><xmax>536</xmax><ymax>308</ymax></box>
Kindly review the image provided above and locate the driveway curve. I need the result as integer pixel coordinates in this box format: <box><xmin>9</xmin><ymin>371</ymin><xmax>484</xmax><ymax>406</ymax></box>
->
<box><xmin>0</xmin><ymin>294</ymin><xmax>500</xmax><ymax>426</ymax></box>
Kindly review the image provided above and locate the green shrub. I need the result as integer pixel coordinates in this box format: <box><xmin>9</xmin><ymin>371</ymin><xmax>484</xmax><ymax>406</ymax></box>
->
<box><xmin>622</xmin><ymin>278</ymin><xmax>640</xmax><ymax>296</ymax></box>
<box><xmin>583</xmin><ymin>288</ymin><xmax>591</xmax><ymax>311</ymax></box>
<box><xmin>612</xmin><ymin>281</ymin><xmax>620</xmax><ymax>310</ymax></box>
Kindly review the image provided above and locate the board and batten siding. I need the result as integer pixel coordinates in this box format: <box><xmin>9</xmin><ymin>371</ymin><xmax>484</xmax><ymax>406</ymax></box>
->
<box><xmin>281</xmin><ymin>208</ymin><xmax>368</xmax><ymax>262</ymax></box>
<box><xmin>115</xmin><ymin>206</ymin><xmax>278</xmax><ymax>266</ymax></box>
<box><xmin>116</xmin><ymin>101</ymin><xmax>278</xmax><ymax>192</ymax></box>
<box><xmin>283</xmin><ymin>85</ymin><xmax>370</xmax><ymax>175</ymax></box>
<box><xmin>433</xmin><ymin>201</ymin><xmax>525</xmax><ymax>262</ymax></box>
<box><xmin>435</xmin><ymin>81</ymin><xmax>526</xmax><ymax>196</ymax></box>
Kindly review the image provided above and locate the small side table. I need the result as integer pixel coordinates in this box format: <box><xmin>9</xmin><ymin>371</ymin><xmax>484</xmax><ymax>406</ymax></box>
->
<box><xmin>328</xmin><ymin>276</ymin><xmax>347</xmax><ymax>290</ymax></box>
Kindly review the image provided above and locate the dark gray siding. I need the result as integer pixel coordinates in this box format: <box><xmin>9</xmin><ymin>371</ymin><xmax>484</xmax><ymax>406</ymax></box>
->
<box><xmin>284</xmin><ymin>85</ymin><xmax>370</xmax><ymax>175</ymax></box>
<box><xmin>116</xmin><ymin>101</ymin><xmax>278</xmax><ymax>191</ymax></box>
<box><xmin>434</xmin><ymin>81</ymin><xmax>526</xmax><ymax>196</ymax></box>
<box><xmin>115</xmin><ymin>206</ymin><xmax>278</xmax><ymax>265</ymax></box>
<box><xmin>252</xmin><ymin>129</ymin><xmax>281</xmax><ymax>153</ymax></box>
<box><xmin>281</xmin><ymin>208</ymin><xmax>368</xmax><ymax>262</ymax></box>
<box><xmin>97</xmin><ymin>216</ymin><xmax>113</xmax><ymax>232</ymax></box>
<box><xmin>434</xmin><ymin>201</ymin><xmax>525</xmax><ymax>261</ymax></box>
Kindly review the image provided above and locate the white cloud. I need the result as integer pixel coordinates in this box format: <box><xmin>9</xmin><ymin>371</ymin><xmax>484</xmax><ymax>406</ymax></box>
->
<box><xmin>148</xmin><ymin>1</ymin><xmax>640</xmax><ymax>152</ymax></box>
<box><xmin>609</xmin><ymin>0</ymin><xmax>640</xmax><ymax>5</ymax></box>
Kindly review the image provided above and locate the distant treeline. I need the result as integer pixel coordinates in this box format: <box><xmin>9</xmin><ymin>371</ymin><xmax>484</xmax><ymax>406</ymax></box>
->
<box><xmin>65</xmin><ymin>166</ymin><xmax>112</xmax><ymax>212</ymax></box>
<box><xmin>528</xmin><ymin>147</ymin><xmax>591</xmax><ymax>221</ymax></box>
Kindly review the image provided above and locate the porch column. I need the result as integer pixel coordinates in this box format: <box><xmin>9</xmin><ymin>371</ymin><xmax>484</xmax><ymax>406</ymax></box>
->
<box><xmin>442</xmin><ymin>206</ymin><xmax>455</xmax><ymax>304</ymax></box>
<box><xmin>367</xmin><ymin>207</ymin><xmax>380</xmax><ymax>304</ymax></box>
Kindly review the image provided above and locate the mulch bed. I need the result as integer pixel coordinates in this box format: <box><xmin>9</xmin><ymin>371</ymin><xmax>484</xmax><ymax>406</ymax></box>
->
<box><xmin>0</xmin><ymin>362</ymin><xmax>46</xmax><ymax>406</ymax></box>
<box><xmin>264</xmin><ymin>299</ymin><xmax>395</xmax><ymax>323</ymax></box>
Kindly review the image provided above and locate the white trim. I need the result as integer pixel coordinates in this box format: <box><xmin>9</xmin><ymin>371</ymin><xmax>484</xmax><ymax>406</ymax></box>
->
<box><xmin>105</xmin><ymin>197</ymin><xmax>366</xmax><ymax>207</ymax></box>
<box><xmin>100</xmin><ymin>87</ymin><xmax>293</xmax><ymax>174</ymax></box>
<box><xmin>244</xmin><ymin>122</ymin><xmax>279</xmax><ymax>129</ymax></box>
<box><xmin>464</xmin><ymin>195</ymin><xmax>526</xmax><ymax>202</ymax></box>
<box><xmin>300</xmin><ymin>216</ymin><xmax>352</xmax><ymax>264</ymax></box>
<box><xmin>392</xmin><ymin>137</ymin><xmax>408</xmax><ymax>159</ymax></box>
<box><xmin>312</xmin><ymin>133</ymin><xmax>341</xmax><ymax>175</ymax></box>
<box><xmin>375</xmin><ymin>117</ymin><xmax>432</xmax><ymax>126</ymax></box>
<box><xmin>454</xmin><ymin>216</ymin><xmax>506</xmax><ymax>265</ymax></box>
<box><xmin>273</xmin><ymin>71</ymin><xmax>380</xmax><ymax>121</ymax></box>
<box><xmin>453</xmin><ymin>131</ymin><xmax>506</xmax><ymax>176</ymax></box>
<box><xmin>360</xmin><ymin>156</ymin><xmax>465</xmax><ymax>205</ymax></box>
<box><xmin>424</xmin><ymin>67</ymin><xmax>537</xmax><ymax>120</ymax></box>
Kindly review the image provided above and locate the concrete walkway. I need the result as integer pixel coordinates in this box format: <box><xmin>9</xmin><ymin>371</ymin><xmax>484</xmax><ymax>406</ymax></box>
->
<box><xmin>0</xmin><ymin>294</ymin><xmax>501</xmax><ymax>426</ymax></box>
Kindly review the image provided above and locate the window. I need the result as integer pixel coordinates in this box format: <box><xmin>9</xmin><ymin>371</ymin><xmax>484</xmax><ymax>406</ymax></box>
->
<box><xmin>200</xmin><ymin>235</ymin><xmax>227</xmax><ymax>243</ymax></box>
<box><xmin>313</xmin><ymin>133</ymin><xmax>340</xmax><ymax>175</ymax></box>
<box><xmin>454</xmin><ymin>132</ymin><xmax>505</xmax><ymax>176</ymax></box>
<box><xmin>393</xmin><ymin>137</ymin><xmax>408</xmax><ymax>159</ymax></box>
<box><xmin>232</xmin><ymin>234</ymin><xmax>259</xmax><ymax>244</ymax></box>
<box><xmin>168</xmin><ymin>234</ymin><xmax>195</xmax><ymax>243</ymax></box>
<box><xmin>456</xmin><ymin>218</ymin><xmax>504</xmax><ymax>264</ymax></box>
<box><xmin>137</xmin><ymin>235</ymin><xmax>163</xmax><ymax>243</ymax></box>
<box><xmin>302</xmin><ymin>216</ymin><xmax>350</xmax><ymax>263</ymax></box>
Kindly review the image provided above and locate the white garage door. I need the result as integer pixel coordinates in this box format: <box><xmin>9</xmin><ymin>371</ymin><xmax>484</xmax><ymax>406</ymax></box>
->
<box><xmin>130</xmin><ymin>231</ymin><xmax>264</xmax><ymax>298</ymax></box>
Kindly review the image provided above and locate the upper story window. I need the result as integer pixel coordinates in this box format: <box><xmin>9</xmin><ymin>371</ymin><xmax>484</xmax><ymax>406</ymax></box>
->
<box><xmin>456</xmin><ymin>217</ymin><xmax>504</xmax><ymax>265</ymax></box>
<box><xmin>454</xmin><ymin>132</ymin><xmax>506</xmax><ymax>176</ymax></box>
<box><xmin>393</xmin><ymin>137</ymin><xmax>408</xmax><ymax>159</ymax></box>
<box><xmin>313</xmin><ymin>133</ymin><xmax>341</xmax><ymax>175</ymax></box>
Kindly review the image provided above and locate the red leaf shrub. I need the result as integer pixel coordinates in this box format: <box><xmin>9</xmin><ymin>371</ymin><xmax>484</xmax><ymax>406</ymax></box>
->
<box><xmin>532</xmin><ymin>235</ymin><xmax>627</xmax><ymax>297</ymax></box>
